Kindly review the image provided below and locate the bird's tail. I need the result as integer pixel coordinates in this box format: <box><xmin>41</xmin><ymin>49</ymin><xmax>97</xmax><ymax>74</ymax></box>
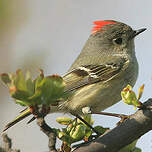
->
<box><xmin>3</xmin><ymin>108</ymin><xmax>31</xmax><ymax>132</ymax></box>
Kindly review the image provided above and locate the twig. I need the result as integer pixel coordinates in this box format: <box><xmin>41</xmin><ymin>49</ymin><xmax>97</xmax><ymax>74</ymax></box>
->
<box><xmin>1</xmin><ymin>133</ymin><xmax>20</xmax><ymax>152</ymax></box>
<box><xmin>36</xmin><ymin>117</ymin><xmax>58</xmax><ymax>152</ymax></box>
<box><xmin>2</xmin><ymin>133</ymin><xmax>11</xmax><ymax>151</ymax></box>
<box><xmin>92</xmin><ymin>111</ymin><xmax>128</xmax><ymax>119</ymax></box>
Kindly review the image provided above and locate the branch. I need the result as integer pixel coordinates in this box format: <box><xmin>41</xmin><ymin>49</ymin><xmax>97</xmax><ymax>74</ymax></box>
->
<box><xmin>36</xmin><ymin>117</ymin><xmax>58</xmax><ymax>152</ymax></box>
<box><xmin>74</xmin><ymin>98</ymin><xmax>152</xmax><ymax>152</ymax></box>
<box><xmin>1</xmin><ymin>134</ymin><xmax>20</xmax><ymax>152</ymax></box>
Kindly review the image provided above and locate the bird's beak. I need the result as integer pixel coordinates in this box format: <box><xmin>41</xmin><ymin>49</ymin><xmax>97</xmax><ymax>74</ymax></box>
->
<box><xmin>131</xmin><ymin>28</ymin><xmax>147</xmax><ymax>39</ymax></box>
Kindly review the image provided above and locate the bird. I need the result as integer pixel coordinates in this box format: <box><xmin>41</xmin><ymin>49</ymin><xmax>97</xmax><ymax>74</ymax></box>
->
<box><xmin>3</xmin><ymin>20</ymin><xmax>146</xmax><ymax>132</ymax></box>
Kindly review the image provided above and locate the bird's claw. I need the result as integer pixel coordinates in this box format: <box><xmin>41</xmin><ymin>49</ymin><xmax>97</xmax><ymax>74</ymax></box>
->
<box><xmin>82</xmin><ymin>107</ymin><xmax>92</xmax><ymax>114</ymax></box>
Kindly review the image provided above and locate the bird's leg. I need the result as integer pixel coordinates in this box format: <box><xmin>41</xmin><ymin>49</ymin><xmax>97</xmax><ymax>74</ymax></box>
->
<box><xmin>75</xmin><ymin>114</ymin><xmax>100</xmax><ymax>136</ymax></box>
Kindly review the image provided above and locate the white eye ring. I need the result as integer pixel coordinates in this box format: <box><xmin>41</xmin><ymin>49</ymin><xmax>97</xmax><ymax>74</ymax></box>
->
<box><xmin>113</xmin><ymin>37</ymin><xmax>123</xmax><ymax>45</ymax></box>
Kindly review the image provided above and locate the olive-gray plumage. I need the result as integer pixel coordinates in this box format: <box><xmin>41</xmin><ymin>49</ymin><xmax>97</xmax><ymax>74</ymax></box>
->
<box><xmin>3</xmin><ymin>21</ymin><xmax>146</xmax><ymax>131</ymax></box>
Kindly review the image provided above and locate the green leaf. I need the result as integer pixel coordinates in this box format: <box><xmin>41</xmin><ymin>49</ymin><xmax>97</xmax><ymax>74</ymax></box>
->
<box><xmin>121</xmin><ymin>85</ymin><xmax>142</xmax><ymax>108</ymax></box>
<box><xmin>1</xmin><ymin>69</ymin><xmax>71</xmax><ymax>108</ymax></box>
<box><xmin>15</xmin><ymin>69</ymin><xmax>27</xmax><ymax>92</ymax></box>
<box><xmin>34</xmin><ymin>75</ymin><xmax>66</xmax><ymax>105</ymax></box>
<box><xmin>56</xmin><ymin>130</ymin><xmax>72</xmax><ymax>145</ymax></box>
<box><xmin>10</xmin><ymin>89</ymin><xmax>31</xmax><ymax>103</ymax></box>
<box><xmin>84</xmin><ymin>130</ymin><xmax>93</xmax><ymax>138</ymax></box>
<box><xmin>77</xmin><ymin>115</ymin><xmax>94</xmax><ymax>127</ymax></box>
<box><xmin>66</xmin><ymin>124</ymin><xmax>73</xmax><ymax>134</ymax></box>
<box><xmin>25</xmin><ymin>71</ymin><xmax>35</xmax><ymax>95</ymax></box>
<box><xmin>70</xmin><ymin>124</ymin><xmax>86</xmax><ymax>141</ymax></box>
<box><xmin>94</xmin><ymin>126</ymin><xmax>109</xmax><ymax>135</ymax></box>
<box><xmin>15</xmin><ymin>99</ymin><xmax>28</xmax><ymax>106</ymax></box>
<box><xmin>56</xmin><ymin>117</ymin><xmax>73</xmax><ymax>125</ymax></box>
<box><xmin>137</xmin><ymin>84</ymin><xmax>144</xmax><ymax>100</ymax></box>
<box><xmin>34</xmin><ymin>69</ymin><xmax>44</xmax><ymax>90</ymax></box>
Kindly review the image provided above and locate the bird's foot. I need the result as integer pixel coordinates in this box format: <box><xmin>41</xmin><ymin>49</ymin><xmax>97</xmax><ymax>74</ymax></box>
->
<box><xmin>82</xmin><ymin>106</ymin><xmax>92</xmax><ymax>114</ymax></box>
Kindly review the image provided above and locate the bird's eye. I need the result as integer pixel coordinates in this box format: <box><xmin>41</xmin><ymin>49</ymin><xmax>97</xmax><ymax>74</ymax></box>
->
<box><xmin>113</xmin><ymin>38</ymin><xmax>123</xmax><ymax>45</ymax></box>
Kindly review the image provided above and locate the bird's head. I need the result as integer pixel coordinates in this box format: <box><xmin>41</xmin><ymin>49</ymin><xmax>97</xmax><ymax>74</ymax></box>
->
<box><xmin>85</xmin><ymin>20</ymin><xmax>146</xmax><ymax>57</ymax></box>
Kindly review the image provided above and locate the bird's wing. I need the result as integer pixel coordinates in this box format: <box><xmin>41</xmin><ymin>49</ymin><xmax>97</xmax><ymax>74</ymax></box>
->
<box><xmin>63</xmin><ymin>62</ymin><xmax>125</xmax><ymax>93</ymax></box>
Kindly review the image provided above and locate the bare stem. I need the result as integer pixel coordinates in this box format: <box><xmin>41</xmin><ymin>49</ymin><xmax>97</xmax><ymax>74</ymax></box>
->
<box><xmin>36</xmin><ymin>117</ymin><xmax>57</xmax><ymax>152</ymax></box>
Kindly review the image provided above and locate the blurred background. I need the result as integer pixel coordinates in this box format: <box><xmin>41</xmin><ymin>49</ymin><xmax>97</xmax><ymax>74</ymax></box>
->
<box><xmin>0</xmin><ymin>0</ymin><xmax>152</xmax><ymax>151</ymax></box>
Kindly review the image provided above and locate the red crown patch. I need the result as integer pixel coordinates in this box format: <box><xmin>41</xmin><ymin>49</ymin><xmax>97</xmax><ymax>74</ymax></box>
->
<box><xmin>91</xmin><ymin>20</ymin><xmax>116</xmax><ymax>34</ymax></box>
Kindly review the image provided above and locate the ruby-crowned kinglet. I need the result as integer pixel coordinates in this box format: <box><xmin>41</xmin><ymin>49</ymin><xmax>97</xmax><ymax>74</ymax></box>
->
<box><xmin>3</xmin><ymin>20</ymin><xmax>146</xmax><ymax>131</ymax></box>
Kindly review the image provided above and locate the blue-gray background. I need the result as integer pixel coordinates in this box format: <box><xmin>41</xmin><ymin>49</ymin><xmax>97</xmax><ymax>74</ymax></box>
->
<box><xmin>0</xmin><ymin>0</ymin><xmax>152</xmax><ymax>151</ymax></box>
